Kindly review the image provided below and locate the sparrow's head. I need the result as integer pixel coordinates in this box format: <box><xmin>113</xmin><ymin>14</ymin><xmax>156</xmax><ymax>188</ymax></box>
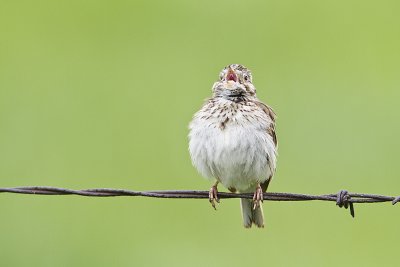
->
<box><xmin>212</xmin><ymin>64</ymin><xmax>256</xmax><ymax>101</ymax></box>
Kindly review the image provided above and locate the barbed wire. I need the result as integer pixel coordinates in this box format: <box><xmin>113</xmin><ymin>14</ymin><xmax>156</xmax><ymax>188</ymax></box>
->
<box><xmin>0</xmin><ymin>186</ymin><xmax>399</xmax><ymax>217</ymax></box>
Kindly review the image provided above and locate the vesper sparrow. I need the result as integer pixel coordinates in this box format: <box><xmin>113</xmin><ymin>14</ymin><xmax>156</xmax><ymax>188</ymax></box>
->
<box><xmin>188</xmin><ymin>64</ymin><xmax>277</xmax><ymax>228</ymax></box>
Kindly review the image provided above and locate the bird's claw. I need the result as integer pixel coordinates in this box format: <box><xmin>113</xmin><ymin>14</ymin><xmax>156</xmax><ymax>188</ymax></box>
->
<box><xmin>209</xmin><ymin>185</ymin><xmax>219</xmax><ymax>210</ymax></box>
<box><xmin>253</xmin><ymin>185</ymin><xmax>263</xmax><ymax>210</ymax></box>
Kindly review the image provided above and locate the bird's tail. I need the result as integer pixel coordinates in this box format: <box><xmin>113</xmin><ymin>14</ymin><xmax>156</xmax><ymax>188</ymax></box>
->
<box><xmin>240</xmin><ymin>198</ymin><xmax>264</xmax><ymax>228</ymax></box>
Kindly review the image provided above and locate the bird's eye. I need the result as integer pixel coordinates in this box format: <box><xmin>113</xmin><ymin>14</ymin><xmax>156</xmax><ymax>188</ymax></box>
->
<box><xmin>244</xmin><ymin>75</ymin><xmax>249</xmax><ymax>81</ymax></box>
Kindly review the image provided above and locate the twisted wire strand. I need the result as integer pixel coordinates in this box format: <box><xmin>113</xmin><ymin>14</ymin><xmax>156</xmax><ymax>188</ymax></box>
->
<box><xmin>0</xmin><ymin>186</ymin><xmax>397</xmax><ymax>202</ymax></box>
<box><xmin>1</xmin><ymin>186</ymin><xmax>399</xmax><ymax>217</ymax></box>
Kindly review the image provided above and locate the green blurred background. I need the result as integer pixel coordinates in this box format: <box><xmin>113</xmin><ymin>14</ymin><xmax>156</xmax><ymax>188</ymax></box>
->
<box><xmin>0</xmin><ymin>0</ymin><xmax>399</xmax><ymax>266</ymax></box>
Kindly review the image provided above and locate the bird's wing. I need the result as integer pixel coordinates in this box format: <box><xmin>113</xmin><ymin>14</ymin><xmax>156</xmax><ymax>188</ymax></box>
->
<box><xmin>255</xmin><ymin>101</ymin><xmax>277</xmax><ymax>192</ymax></box>
<box><xmin>255</xmin><ymin>101</ymin><xmax>277</xmax><ymax>146</ymax></box>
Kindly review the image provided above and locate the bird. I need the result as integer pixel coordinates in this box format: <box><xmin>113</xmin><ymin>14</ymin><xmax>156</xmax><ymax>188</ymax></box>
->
<box><xmin>188</xmin><ymin>64</ymin><xmax>277</xmax><ymax>228</ymax></box>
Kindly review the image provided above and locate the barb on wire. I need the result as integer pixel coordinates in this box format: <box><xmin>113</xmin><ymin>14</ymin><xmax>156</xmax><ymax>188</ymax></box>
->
<box><xmin>0</xmin><ymin>186</ymin><xmax>398</xmax><ymax>217</ymax></box>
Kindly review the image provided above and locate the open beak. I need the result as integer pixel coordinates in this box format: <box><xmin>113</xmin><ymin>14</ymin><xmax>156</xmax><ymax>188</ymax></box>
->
<box><xmin>226</xmin><ymin>67</ymin><xmax>238</xmax><ymax>82</ymax></box>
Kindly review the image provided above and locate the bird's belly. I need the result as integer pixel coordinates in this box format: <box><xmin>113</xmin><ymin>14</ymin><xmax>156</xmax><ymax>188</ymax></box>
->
<box><xmin>189</xmin><ymin>124</ymin><xmax>275</xmax><ymax>192</ymax></box>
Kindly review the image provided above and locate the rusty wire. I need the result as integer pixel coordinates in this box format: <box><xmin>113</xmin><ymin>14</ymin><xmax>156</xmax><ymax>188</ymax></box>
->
<box><xmin>0</xmin><ymin>186</ymin><xmax>399</xmax><ymax>217</ymax></box>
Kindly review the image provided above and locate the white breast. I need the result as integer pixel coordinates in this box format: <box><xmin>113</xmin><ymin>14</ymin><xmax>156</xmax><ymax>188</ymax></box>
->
<box><xmin>189</xmin><ymin>99</ymin><xmax>277</xmax><ymax>192</ymax></box>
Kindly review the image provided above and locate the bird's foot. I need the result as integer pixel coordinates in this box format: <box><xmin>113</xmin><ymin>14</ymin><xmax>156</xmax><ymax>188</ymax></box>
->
<box><xmin>253</xmin><ymin>184</ymin><xmax>263</xmax><ymax>210</ymax></box>
<box><xmin>209</xmin><ymin>183</ymin><xmax>219</xmax><ymax>210</ymax></box>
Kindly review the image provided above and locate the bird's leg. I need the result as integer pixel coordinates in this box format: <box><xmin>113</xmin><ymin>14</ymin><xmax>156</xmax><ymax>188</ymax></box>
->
<box><xmin>209</xmin><ymin>181</ymin><xmax>219</xmax><ymax>210</ymax></box>
<box><xmin>253</xmin><ymin>183</ymin><xmax>263</xmax><ymax>210</ymax></box>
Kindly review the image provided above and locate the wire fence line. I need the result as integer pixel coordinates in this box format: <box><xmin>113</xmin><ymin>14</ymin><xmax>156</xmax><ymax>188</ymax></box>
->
<box><xmin>0</xmin><ymin>186</ymin><xmax>399</xmax><ymax>217</ymax></box>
